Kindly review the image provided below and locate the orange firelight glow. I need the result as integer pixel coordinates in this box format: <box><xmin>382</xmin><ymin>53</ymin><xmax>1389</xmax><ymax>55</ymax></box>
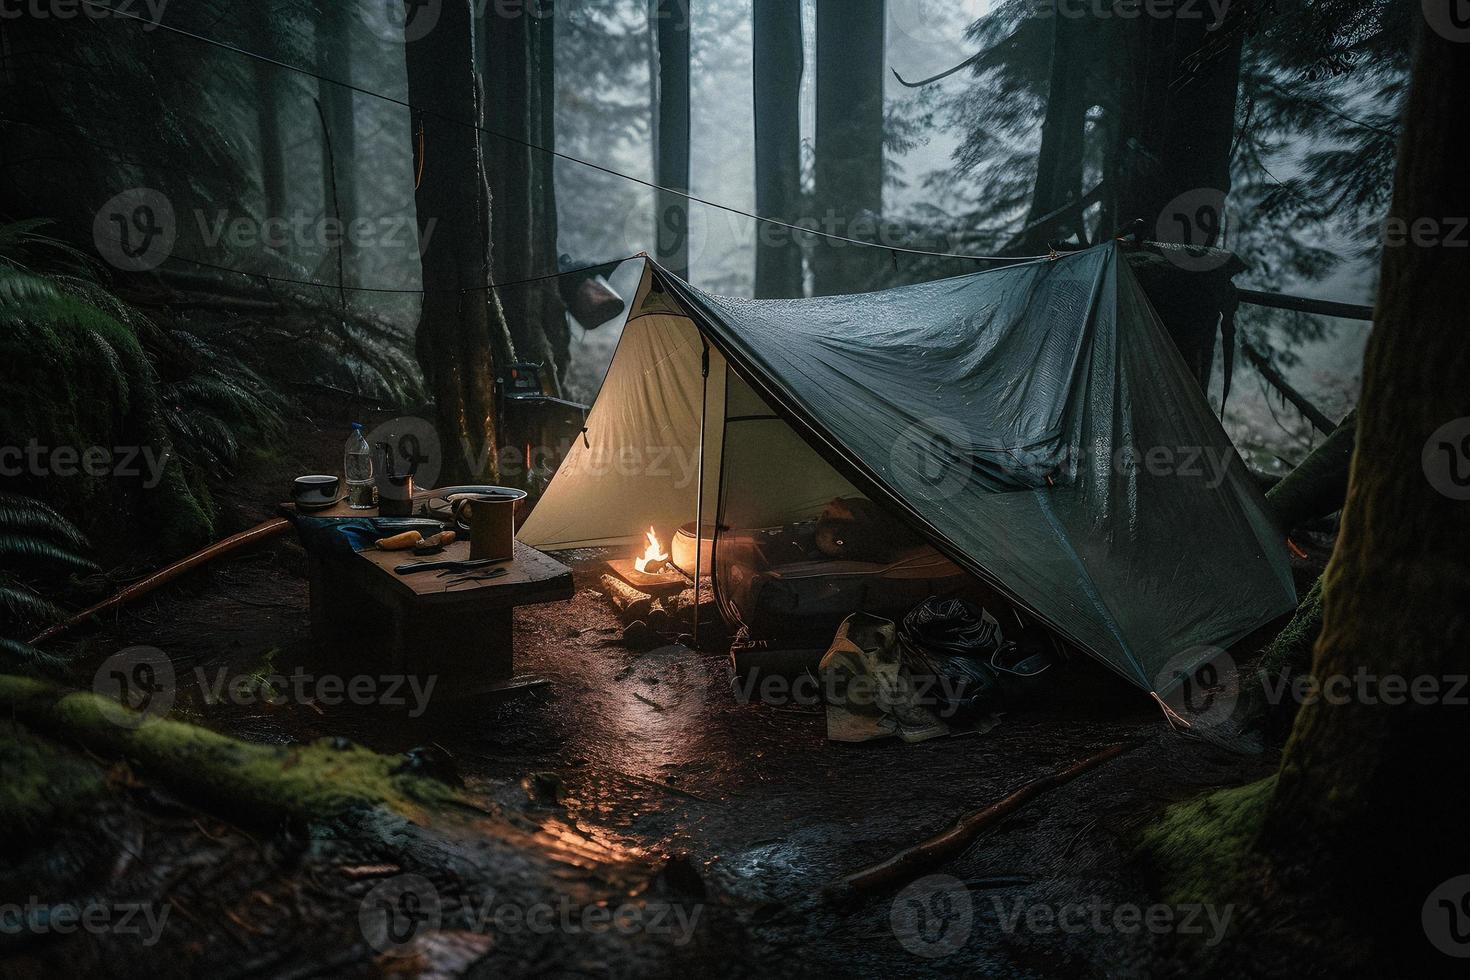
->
<box><xmin>633</xmin><ymin>526</ymin><xmax>669</xmax><ymax>574</ymax></box>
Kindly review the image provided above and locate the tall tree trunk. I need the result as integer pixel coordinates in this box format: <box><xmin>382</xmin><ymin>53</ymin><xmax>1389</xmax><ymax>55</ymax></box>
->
<box><xmin>650</xmin><ymin>0</ymin><xmax>691</xmax><ymax>280</ymax></box>
<box><xmin>812</xmin><ymin>0</ymin><xmax>885</xmax><ymax>297</ymax></box>
<box><xmin>752</xmin><ymin>0</ymin><xmax>804</xmax><ymax>299</ymax></box>
<box><xmin>255</xmin><ymin>61</ymin><xmax>287</xmax><ymax>223</ymax></box>
<box><xmin>1108</xmin><ymin>8</ymin><xmax>1246</xmax><ymax>390</ymax></box>
<box><xmin>484</xmin><ymin>2</ymin><xmax>567</xmax><ymax>394</ymax></box>
<box><xmin>1258</xmin><ymin>27</ymin><xmax>1470</xmax><ymax>957</ymax></box>
<box><xmin>1017</xmin><ymin>16</ymin><xmax>1089</xmax><ymax>252</ymax></box>
<box><xmin>316</xmin><ymin>0</ymin><xmax>357</xmax><ymax>288</ymax></box>
<box><xmin>251</xmin><ymin>2</ymin><xmax>289</xmax><ymax>224</ymax></box>
<box><xmin>528</xmin><ymin>2</ymin><xmax>568</xmax><ymax>386</ymax></box>
<box><xmin>406</xmin><ymin>0</ymin><xmax>514</xmax><ymax>484</ymax></box>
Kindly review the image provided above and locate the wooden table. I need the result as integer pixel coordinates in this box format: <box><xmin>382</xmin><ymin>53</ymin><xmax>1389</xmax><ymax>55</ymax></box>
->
<box><xmin>291</xmin><ymin>501</ymin><xmax>573</xmax><ymax>693</ymax></box>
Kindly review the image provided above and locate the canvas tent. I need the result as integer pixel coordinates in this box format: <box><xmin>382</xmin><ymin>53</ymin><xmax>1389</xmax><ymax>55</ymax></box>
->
<box><xmin>519</xmin><ymin>243</ymin><xmax>1296</xmax><ymax>696</ymax></box>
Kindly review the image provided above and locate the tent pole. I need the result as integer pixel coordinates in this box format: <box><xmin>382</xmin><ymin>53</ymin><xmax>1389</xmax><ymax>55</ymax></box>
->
<box><xmin>693</xmin><ymin>340</ymin><xmax>710</xmax><ymax>648</ymax></box>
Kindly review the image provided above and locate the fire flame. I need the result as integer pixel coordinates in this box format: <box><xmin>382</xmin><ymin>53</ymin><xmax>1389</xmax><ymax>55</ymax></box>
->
<box><xmin>633</xmin><ymin>526</ymin><xmax>669</xmax><ymax>574</ymax></box>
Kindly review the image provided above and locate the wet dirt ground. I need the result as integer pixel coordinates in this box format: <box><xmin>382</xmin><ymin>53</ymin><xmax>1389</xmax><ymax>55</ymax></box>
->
<box><xmin>13</xmin><ymin>415</ymin><xmax>1302</xmax><ymax>978</ymax></box>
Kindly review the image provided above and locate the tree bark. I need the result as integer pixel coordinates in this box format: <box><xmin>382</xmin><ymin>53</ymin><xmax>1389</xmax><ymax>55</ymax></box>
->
<box><xmin>1018</xmin><ymin>16</ymin><xmax>1090</xmax><ymax>252</ymax></box>
<box><xmin>752</xmin><ymin>0</ymin><xmax>804</xmax><ymax>299</ymax></box>
<box><xmin>650</xmin><ymin>0</ymin><xmax>691</xmax><ymax>280</ymax></box>
<box><xmin>484</xmin><ymin>3</ymin><xmax>566</xmax><ymax>393</ymax></box>
<box><xmin>1108</xmin><ymin>8</ymin><xmax>1247</xmax><ymax>388</ymax></box>
<box><xmin>1258</xmin><ymin>27</ymin><xmax>1470</xmax><ymax>952</ymax></box>
<box><xmin>316</xmin><ymin>0</ymin><xmax>358</xmax><ymax>288</ymax></box>
<box><xmin>406</xmin><ymin>0</ymin><xmax>514</xmax><ymax>484</ymax></box>
<box><xmin>812</xmin><ymin>0</ymin><xmax>885</xmax><ymax>297</ymax></box>
<box><xmin>255</xmin><ymin>61</ymin><xmax>287</xmax><ymax>222</ymax></box>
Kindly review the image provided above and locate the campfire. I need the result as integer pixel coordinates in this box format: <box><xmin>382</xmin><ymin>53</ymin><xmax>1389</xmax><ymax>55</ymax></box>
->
<box><xmin>633</xmin><ymin>526</ymin><xmax>670</xmax><ymax>575</ymax></box>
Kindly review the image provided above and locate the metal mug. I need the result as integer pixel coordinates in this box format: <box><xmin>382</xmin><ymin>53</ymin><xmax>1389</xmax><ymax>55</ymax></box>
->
<box><xmin>450</xmin><ymin>488</ymin><xmax>527</xmax><ymax>562</ymax></box>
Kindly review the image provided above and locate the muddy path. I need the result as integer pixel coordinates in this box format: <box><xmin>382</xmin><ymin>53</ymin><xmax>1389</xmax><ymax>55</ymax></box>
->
<box><xmin>12</xmin><ymin>414</ymin><xmax>1298</xmax><ymax>978</ymax></box>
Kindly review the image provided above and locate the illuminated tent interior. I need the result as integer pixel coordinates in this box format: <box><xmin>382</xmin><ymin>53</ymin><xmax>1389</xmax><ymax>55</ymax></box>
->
<box><xmin>518</xmin><ymin>243</ymin><xmax>1296</xmax><ymax>695</ymax></box>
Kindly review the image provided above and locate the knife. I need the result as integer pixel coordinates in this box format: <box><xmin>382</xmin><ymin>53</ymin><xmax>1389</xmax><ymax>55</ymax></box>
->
<box><xmin>394</xmin><ymin>558</ymin><xmax>501</xmax><ymax>576</ymax></box>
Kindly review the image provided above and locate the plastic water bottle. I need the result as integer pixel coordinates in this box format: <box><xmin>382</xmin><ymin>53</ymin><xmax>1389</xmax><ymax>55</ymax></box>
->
<box><xmin>345</xmin><ymin>422</ymin><xmax>376</xmax><ymax>509</ymax></box>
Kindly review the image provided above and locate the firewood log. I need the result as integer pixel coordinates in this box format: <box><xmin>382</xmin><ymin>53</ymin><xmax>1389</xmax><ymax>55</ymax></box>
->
<box><xmin>600</xmin><ymin>574</ymin><xmax>655</xmax><ymax>622</ymax></box>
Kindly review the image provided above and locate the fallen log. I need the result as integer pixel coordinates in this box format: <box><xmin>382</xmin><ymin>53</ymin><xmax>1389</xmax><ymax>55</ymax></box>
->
<box><xmin>1265</xmin><ymin>410</ymin><xmax>1358</xmax><ymax>532</ymax></box>
<box><xmin>599</xmin><ymin>573</ymin><xmax>655</xmax><ymax>623</ymax></box>
<box><xmin>824</xmin><ymin>742</ymin><xmax>1130</xmax><ymax>904</ymax></box>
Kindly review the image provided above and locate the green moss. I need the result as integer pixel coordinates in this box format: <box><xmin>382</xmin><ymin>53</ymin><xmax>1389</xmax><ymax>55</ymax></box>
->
<box><xmin>1139</xmin><ymin>775</ymin><xmax>1277</xmax><ymax>907</ymax></box>
<box><xmin>0</xmin><ymin>721</ymin><xmax>106</xmax><ymax>835</ymax></box>
<box><xmin>1259</xmin><ymin>576</ymin><xmax>1324</xmax><ymax>678</ymax></box>
<box><xmin>0</xmin><ymin>675</ymin><xmax>460</xmax><ymax>825</ymax></box>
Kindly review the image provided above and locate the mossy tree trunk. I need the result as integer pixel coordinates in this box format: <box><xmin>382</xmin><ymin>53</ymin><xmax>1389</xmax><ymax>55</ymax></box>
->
<box><xmin>406</xmin><ymin>0</ymin><xmax>515</xmax><ymax>484</ymax></box>
<box><xmin>1257</xmin><ymin>26</ymin><xmax>1470</xmax><ymax>948</ymax></box>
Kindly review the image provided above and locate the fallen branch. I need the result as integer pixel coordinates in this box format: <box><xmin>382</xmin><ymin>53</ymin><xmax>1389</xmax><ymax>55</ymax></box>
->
<box><xmin>30</xmin><ymin>518</ymin><xmax>292</xmax><ymax>646</ymax></box>
<box><xmin>1236</xmin><ymin>287</ymin><xmax>1373</xmax><ymax>322</ymax></box>
<box><xmin>824</xmin><ymin>743</ymin><xmax>1130</xmax><ymax>904</ymax></box>
<box><xmin>1239</xmin><ymin>342</ymin><xmax>1339</xmax><ymax>435</ymax></box>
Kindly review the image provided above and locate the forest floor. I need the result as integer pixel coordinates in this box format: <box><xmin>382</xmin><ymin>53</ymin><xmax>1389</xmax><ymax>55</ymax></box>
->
<box><xmin>3</xmin><ymin>407</ymin><xmax>1331</xmax><ymax>979</ymax></box>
